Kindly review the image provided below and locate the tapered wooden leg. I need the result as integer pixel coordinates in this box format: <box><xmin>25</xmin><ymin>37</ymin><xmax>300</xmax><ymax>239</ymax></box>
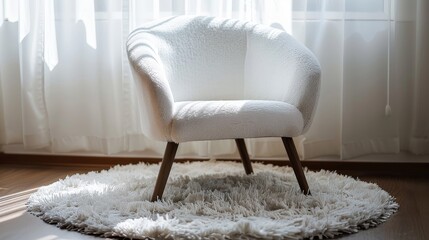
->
<box><xmin>235</xmin><ymin>138</ymin><xmax>253</xmax><ymax>175</ymax></box>
<box><xmin>281</xmin><ymin>137</ymin><xmax>311</xmax><ymax>195</ymax></box>
<box><xmin>151</xmin><ymin>142</ymin><xmax>179</xmax><ymax>202</ymax></box>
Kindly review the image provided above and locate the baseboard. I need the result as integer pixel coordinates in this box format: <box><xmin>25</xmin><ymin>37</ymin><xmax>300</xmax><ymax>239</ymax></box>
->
<box><xmin>1</xmin><ymin>153</ymin><xmax>428</xmax><ymax>176</ymax></box>
<box><xmin>0</xmin><ymin>153</ymin><xmax>157</xmax><ymax>168</ymax></box>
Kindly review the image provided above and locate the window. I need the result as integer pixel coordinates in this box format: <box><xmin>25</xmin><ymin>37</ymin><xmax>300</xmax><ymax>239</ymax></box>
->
<box><xmin>292</xmin><ymin>0</ymin><xmax>390</xmax><ymax>20</ymax></box>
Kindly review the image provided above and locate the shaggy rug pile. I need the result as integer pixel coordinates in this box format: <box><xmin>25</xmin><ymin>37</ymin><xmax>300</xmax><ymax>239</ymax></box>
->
<box><xmin>27</xmin><ymin>160</ymin><xmax>398</xmax><ymax>239</ymax></box>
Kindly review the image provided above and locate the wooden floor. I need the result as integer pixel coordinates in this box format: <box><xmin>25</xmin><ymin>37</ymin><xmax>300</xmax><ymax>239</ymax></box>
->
<box><xmin>0</xmin><ymin>162</ymin><xmax>428</xmax><ymax>240</ymax></box>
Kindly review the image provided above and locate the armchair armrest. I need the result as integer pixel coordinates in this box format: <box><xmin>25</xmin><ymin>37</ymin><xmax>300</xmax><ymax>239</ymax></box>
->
<box><xmin>244</xmin><ymin>27</ymin><xmax>321</xmax><ymax>134</ymax></box>
<box><xmin>127</xmin><ymin>32</ymin><xmax>175</xmax><ymax>141</ymax></box>
<box><xmin>283</xmin><ymin>40</ymin><xmax>321</xmax><ymax>133</ymax></box>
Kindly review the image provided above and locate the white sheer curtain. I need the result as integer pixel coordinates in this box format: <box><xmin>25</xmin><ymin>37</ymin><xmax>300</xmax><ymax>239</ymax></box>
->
<box><xmin>294</xmin><ymin>0</ymin><xmax>429</xmax><ymax>159</ymax></box>
<box><xmin>0</xmin><ymin>0</ymin><xmax>428</xmax><ymax>159</ymax></box>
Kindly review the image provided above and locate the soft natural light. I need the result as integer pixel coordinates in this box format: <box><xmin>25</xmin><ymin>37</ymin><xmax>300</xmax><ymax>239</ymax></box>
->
<box><xmin>36</xmin><ymin>235</ymin><xmax>60</xmax><ymax>240</ymax></box>
<box><xmin>0</xmin><ymin>0</ymin><xmax>427</xmax><ymax>159</ymax></box>
<box><xmin>76</xmin><ymin>0</ymin><xmax>97</xmax><ymax>49</ymax></box>
<box><xmin>44</xmin><ymin>0</ymin><xmax>58</xmax><ymax>70</ymax></box>
<box><xmin>0</xmin><ymin>188</ymin><xmax>38</xmax><ymax>222</ymax></box>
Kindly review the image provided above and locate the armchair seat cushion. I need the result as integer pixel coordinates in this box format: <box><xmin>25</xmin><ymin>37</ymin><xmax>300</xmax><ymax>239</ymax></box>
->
<box><xmin>171</xmin><ymin>100</ymin><xmax>304</xmax><ymax>142</ymax></box>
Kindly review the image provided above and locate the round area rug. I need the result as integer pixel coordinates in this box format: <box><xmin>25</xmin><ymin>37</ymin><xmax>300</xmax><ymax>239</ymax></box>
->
<box><xmin>27</xmin><ymin>161</ymin><xmax>398</xmax><ymax>239</ymax></box>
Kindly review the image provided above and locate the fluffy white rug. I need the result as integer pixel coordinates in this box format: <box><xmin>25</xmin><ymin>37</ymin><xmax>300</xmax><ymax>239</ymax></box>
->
<box><xmin>27</xmin><ymin>161</ymin><xmax>398</xmax><ymax>239</ymax></box>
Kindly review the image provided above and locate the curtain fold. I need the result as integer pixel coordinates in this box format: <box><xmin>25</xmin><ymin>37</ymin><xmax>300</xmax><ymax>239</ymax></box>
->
<box><xmin>410</xmin><ymin>0</ymin><xmax>429</xmax><ymax>154</ymax></box>
<box><xmin>0</xmin><ymin>0</ymin><xmax>427</xmax><ymax>159</ymax></box>
<box><xmin>19</xmin><ymin>0</ymin><xmax>53</xmax><ymax>148</ymax></box>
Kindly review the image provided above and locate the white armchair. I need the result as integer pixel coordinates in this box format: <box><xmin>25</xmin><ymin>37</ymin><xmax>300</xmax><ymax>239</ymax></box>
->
<box><xmin>127</xmin><ymin>16</ymin><xmax>321</xmax><ymax>201</ymax></box>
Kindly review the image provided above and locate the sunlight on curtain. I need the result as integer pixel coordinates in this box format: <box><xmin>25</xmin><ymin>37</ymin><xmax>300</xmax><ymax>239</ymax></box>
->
<box><xmin>76</xmin><ymin>0</ymin><xmax>96</xmax><ymax>49</ymax></box>
<box><xmin>0</xmin><ymin>0</ymin><xmax>428</xmax><ymax>159</ymax></box>
<box><xmin>44</xmin><ymin>0</ymin><xmax>58</xmax><ymax>70</ymax></box>
<box><xmin>0</xmin><ymin>1</ymin><xmax>4</xmax><ymax>27</ymax></box>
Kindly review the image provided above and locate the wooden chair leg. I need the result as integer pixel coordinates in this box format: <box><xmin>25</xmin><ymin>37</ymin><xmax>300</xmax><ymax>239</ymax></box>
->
<box><xmin>281</xmin><ymin>137</ymin><xmax>311</xmax><ymax>195</ymax></box>
<box><xmin>235</xmin><ymin>138</ymin><xmax>253</xmax><ymax>175</ymax></box>
<box><xmin>151</xmin><ymin>142</ymin><xmax>179</xmax><ymax>202</ymax></box>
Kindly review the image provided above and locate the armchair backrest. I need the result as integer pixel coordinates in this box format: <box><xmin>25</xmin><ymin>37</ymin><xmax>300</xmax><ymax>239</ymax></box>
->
<box><xmin>139</xmin><ymin>16</ymin><xmax>254</xmax><ymax>101</ymax></box>
<box><xmin>128</xmin><ymin>16</ymin><xmax>321</xmax><ymax>139</ymax></box>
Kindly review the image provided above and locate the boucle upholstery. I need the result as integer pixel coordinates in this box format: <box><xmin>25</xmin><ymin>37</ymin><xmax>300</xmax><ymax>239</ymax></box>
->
<box><xmin>172</xmin><ymin>100</ymin><xmax>303</xmax><ymax>143</ymax></box>
<box><xmin>127</xmin><ymin>16</ymin><xmax>321</xmax><ymax>143</ymax></box>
